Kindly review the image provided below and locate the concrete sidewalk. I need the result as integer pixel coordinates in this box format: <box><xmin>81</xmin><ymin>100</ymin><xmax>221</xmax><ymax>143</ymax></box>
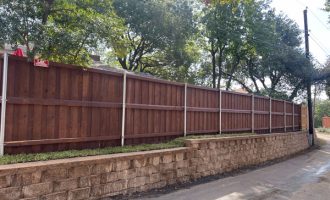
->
<box><xmin>137</xmin><ymin>134</ymin><xmax>330</xmax><ymax>200</ymax></box>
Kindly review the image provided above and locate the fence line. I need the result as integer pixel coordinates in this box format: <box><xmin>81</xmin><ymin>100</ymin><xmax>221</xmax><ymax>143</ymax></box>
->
<box><xmin>0</xmin><ymin>55</ymin><xmax>302</xmax><ymax>154</ymax></box>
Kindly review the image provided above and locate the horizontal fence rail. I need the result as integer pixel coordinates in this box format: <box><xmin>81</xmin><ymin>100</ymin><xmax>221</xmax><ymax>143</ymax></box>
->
<box><xmin>0</xmin><ymin>55</ymin><xmax>302</xmax><ymax>154</ymax></box>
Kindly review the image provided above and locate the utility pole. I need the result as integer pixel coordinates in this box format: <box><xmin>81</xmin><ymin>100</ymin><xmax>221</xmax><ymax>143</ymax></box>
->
<box><xmin>304</xmin><ymin>8</ymin><xmax>314</xmax><ymax>146</ymax></box>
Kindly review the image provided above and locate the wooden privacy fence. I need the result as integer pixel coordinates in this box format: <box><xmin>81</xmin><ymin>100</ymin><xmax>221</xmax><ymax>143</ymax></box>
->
<box><xmin>0</xmin><ymin>55</ymin><xmax>302</xmax><ymax>154</ymax></box>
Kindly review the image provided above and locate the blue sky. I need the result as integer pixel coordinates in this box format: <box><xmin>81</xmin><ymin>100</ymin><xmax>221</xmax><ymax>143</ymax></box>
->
<box><xmin>271</xmin><ymin>0</ymin><xmax>330</xmax><ymax>65</ymax></box>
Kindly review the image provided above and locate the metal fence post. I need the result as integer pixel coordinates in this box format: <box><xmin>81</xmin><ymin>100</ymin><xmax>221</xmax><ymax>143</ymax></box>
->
<box><xmin>219</xmin><ymin>89</ymin><xmax>222</xmax><ymax>134</ymax></box>
<box><xmin>292</xmin><ymin>102</ymin><xmax>295</xmax><ymax>131</ymax></box>
<box><xmin>252</xmin><ymin>94</ymin><xmax>255</xmax><ymax>133</ymax></box>
<box><xmin>269</xmin><ymin>98</ymin><xmax>272</xmax><ymax>133</ymax></box>
<box><xmin>121</xmin><ymin>71</ymin><xmax>127</xmax><ymax>146</ymax></box>
<box><xmin>0</xmin><ymin>52</ymin><xmax>9</xmax><ymax>156</ymax></box>
<box><xmin>284</xmin><ymin>101</ymin><xmax>286</xmax><ymax>132</ymax></box>
<box><xmin>184</xmin><ymin>83</ymin><xmax>187</xmax><ymax>137</ymax></box>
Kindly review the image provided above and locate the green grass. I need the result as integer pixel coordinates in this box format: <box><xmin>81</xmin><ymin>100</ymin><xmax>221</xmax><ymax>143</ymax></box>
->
<box><xmin>0</xmin><ymin>133</ymin><xmax>254</xmax><ymax>165</ymax></box>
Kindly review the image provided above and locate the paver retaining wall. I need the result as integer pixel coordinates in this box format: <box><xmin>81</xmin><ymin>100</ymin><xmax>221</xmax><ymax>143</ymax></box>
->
<box><xmin>0</xmin><ymin>131</ymin><xmax>309</xmax><ymax>200</ymax></box>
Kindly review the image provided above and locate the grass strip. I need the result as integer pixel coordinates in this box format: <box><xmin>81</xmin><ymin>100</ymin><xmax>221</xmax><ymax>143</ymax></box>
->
<box><xmin>0</xmin><ymin>133</ymin><xmax>255</xmax><ymax>165</ymax></box>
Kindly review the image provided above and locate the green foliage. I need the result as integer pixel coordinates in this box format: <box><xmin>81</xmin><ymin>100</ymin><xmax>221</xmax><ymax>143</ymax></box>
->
<box><xmin>326</xmin><ymin>0</ymin><xmax>330</xmax><ymax>22</ymax></box>
<box><xmin>110</xmin><ymin>0</ymin><xmax>196</xmax><ymax>72</ymax></box>
<box><xmin>0</xmin><ymin>0</ymin><xmax>120</xmax><ymax>66</ymax></box>
<box><xmin>315</xmin><ymin>100</ymin><xmax>330</xmax><ymax>127</ymax></box>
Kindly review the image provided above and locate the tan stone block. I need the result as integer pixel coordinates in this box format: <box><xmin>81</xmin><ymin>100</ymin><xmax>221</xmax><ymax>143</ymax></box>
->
<box><xmin>0</xmin><ymin>187</ymin><xmax>21</xmax><ymax>200</ymax></box>
<box><xmin>122</xmin><ymin>168</ymin><xmax>137</xmax><ymax>179</ymax></box>
<box><xmin>103</xmin><ymin>180</ymin><xmax>127</xmax><ymax>193</ymax></box>
<box><xmin>175</xmin><ymin>152</ymin><xmax>184</xmax><ymax>161</ymax></box>
<box><xmin>68</xmin><ymin>187</ymin><xmax>90</xmax><ymax>200</ymax></box>
<box><xmin>42</xmin><ymin>168</ymin><xmax>68</xmax><ymax>182</ymax></box>
<box><xmin>115</xmin><ymin>160</ymin><xmax>131</xmax><ymax>171</ymax></box>
<box><xmin>90</xmin><ymin>184</ymin><xmax>104</xmax><ymax>197</ymax></box>
<box><xmin>14</xmin><ymin>171</ymin><xmax>42</xmax><ymax>186</ymax></box>
<box><xmin>149</xmin><ymin>173</ymin><xmax>160</xmax><ymax>183</ymax></box>
<box><xmin>160</xmin><ymin>162</ymin><xmax>174</xmax><ymax>171</ymax></box>
<box><xmin>100</xmin><ymin>172</ymin><xmax>118</xmax><ymax>184</ymax></box>
<box><xmin>92</xmin><ymin>163</ymin><xmax>113</xmax><ymax>174</ymax></box>
<box><xmin>150</xmin><ymin>156</ymin><xmax>160</xmax><ymax>166</ymax></box>
<box><xmin>68</xmin><ymin>165</ymin><xmax>92</xmax><ymax>178</ymax></box>
<box><xmin>162</xmin><ymin>154</ymin><xmax>173</xmax><ymax>164</ymax></box>
<box><xmin>199</xmin><ymin>143</ymin><xmax>208</xmax><ymax>149</ymax></box>
<box><xmin>0</xmin><ymin>175</ymin><xmax>12</xmax><ymax>189</ymax></box>
<box><xmin>133</xmin><ymin>158</ymin><xmax>148</xmax><ymax>168</ymax></box>
<box><xmin>54</xmin><ymin>178</ymin><xmax>78</xmax><ymax>192</ymax></box>
<box><xmin>176</xmin><ymin>160</ymin><xmax>189</xmax><ymax>169</ymax></box>
<box><xmin>22</xmin><ymin>182</ymin><xmax>53</xmax><ymax>198</ymax></box>
<box><xmin>208</xmin><ymin>142</ymin><xmax>216</xmax><ymax>149</ymax></box>
<box><xmin>176</xmin><ymin>168</ymin><xmax>188</xmax><ymax>177</ymax></box>
<box><xmin>41</xmin><ymin>191</ymin><xmax>67</xmax><ymax>200</ymax></box>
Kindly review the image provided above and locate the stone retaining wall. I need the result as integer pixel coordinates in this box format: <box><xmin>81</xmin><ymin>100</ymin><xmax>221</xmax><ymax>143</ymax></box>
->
<box><xmin>0</xmin><ymin>131</ymin><xmax>309</xmax><ymax>200</ymax></box>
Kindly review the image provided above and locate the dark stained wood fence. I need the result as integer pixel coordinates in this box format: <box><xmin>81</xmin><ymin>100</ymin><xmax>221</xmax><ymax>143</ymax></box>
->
<box><xmin>0</xmin><ymin>56</ymin><xmax>302</xmax><ymax>154</ymax></box>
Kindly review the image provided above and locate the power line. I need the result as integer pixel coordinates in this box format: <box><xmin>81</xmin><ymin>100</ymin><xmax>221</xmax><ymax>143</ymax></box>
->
<box><xmin>309</xmin><ymin>34</ymin><xmax>330</xmax><ymax>55</ymax></box>
<box><xmin>294</xmin><ymin>0</ymin><xmax>330</xmax><ymax>31</ymax></box>
<box><xmin>309</xmin><ymin>9</ymin><xmax>330</xmax><ymax>31</ymax></box>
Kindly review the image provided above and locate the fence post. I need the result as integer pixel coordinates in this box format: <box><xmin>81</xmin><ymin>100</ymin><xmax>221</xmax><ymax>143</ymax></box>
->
<box><xmin>184</xmin><ymin>83</ymin><xmax>187</xmax><ymax>137</ymax></box>
<box><xmin>292</xmin><ymin>102</ymin><xmax>295</xmax><ymax>131</ymax></box>
<box><xmin>219</xmin><ymin>89</ymin><xmax>222</xmax><ymax>134</ymax></box>
<box><xmin>121</xmin><ymin>71</ymin><xmax>127</xmax><ymax>146</ymax></box>
<box><xmin>284</xmin><ymin>101</ymin><xmax>286</xmax><ymax>132</ymax></box>
<box><xmin>269</xmin><ymin>98</ymin><xmax>272</xmax><ymax>133</ymax></box>
<box><xmin>0</xmin><ymin>52</ymin><xmax>8</xmax><ymax>156</ymax></box>
<box><xmin>252</xmin><ymin>94</ymin><xmax>255</xmax><ymax>133</ymax></box>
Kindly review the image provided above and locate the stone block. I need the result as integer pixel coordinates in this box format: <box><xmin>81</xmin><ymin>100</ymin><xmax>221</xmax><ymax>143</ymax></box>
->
<box><xmin>115</xmin><ymin>160</ymin><xmax>131</xmax><ymax>171</ymax></box>
<box><xmin>68</xmin><ymin>187</ymin><xmax>90</xmax><ymax>200</ymax></box>
<box><xmin>150</xmin><ymin>156</ymin><xmax>160</xmax><ymax>166</ymax></box>
<box><xmin>175</xmin><ymin>152</ymin><xmax>184</xmax><ymax>161</ymax></box>
<box><xmin>22</xmin><ymin>182</ymin><xmax>53</xmax><ymax>198</ymax></box>
<box><xmin>41</xmin><ymin>191</ymin><xmax>67</xmax><ymax>200</ymax></box>
<box><xmin>162</xmin><ymin>154</ymin><xmax>173</xmax><ymax>164</ymax></box>
<box><xmin>0</xmin><ymin>175</ymin><xmax>12</xmax><ymax>189</ymax></box>
<box><xmin>0</xmin><ymin>187</ymin><xmax>21</xmax><ymax>200</ymax></box>
<box><xmin>92</xmin><ymin>163</ymin><xmax>113</xmax><ymax>174</ymax></box>
<box><xmin>68</xmin><ymin>165</ymin><xmax>92</xmax><ymax>178</ymax></box>
<box><xmin>42</xmin><ymin>168</ymin><xmax>68</xmax><ymax>182</ymax></box>
<box><xmin>54</xmin><ymin>178</ymin><xmax>78</xmax><ymax>192</ymax></box>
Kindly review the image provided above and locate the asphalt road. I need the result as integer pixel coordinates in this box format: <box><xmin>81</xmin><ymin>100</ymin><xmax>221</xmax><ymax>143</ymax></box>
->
<box><xmin>138</xmin><ymin>133</ymin><xmax>330</xmax><ymax>200</ymax></box>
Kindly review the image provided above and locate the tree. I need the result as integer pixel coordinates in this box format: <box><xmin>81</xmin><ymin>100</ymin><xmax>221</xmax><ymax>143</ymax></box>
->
<box><xmin>315</xmin><ymin>100</ymin><xmax>330</xmax><ymax>127</ymax></box>
<box><xmin>201</xmin><ymin>0</ymin><xmax>244</xmax><ymax>88</ymax></box>
<box><xmin>0</xmin><ymin>0</ymin><xmax>120</xmax><ymax>65</ymax></box>
<box><xmin>110</xmin><ymin>0</ymin><xmax>195</xmax><ymax>72</ymax></box>
<box><xmin>326</xmin><ymin>0</ymin><xmax>330</xmax><ymax>22</ymax></box>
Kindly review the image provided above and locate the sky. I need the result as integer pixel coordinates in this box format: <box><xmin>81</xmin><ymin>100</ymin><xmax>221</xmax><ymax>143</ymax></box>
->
<box><xmin>271</xmin><ymin>0</ymin><xmax>330</xmax><ymax>65</ymax></box>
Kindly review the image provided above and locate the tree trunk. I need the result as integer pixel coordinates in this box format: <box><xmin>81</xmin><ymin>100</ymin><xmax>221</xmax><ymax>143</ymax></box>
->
<box><xmin>211</xmin><ymin>50</ymin><xmax>217</xmax><ymax>89</ymax></box>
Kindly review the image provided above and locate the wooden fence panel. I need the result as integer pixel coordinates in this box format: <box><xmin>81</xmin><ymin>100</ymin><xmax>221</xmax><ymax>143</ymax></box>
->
<box><xmin>187</xmin><ymin>85</ymin><xmax>219</xmax><ymax>134</ymax></box>
<box><xmin>221</xmin><ymin>91</ymin><xmax>252</xmax><ymax>132</ymax></box>
<box><xmin>285</xmin><ymin>102</ymin><xmax>293</xmax><ymax>132</ymax></box>
<box><xmin>3</xmin><ymin>57</ymin><xmax>123</xmax><ymax>153</ymax></box>
<box><xmin>125</xmin><ymin>75</ymin><xmax>184</xmax><ymax>144</ymax></box>
<box><xmin>254</xmin><ymin>96</ymin><xmax>270</xmax><ymax>133</ymax></box>
<box><xmin>0</xmin><ymin>56</ymin><xmax>303</xmax><ymax>154</ymax></box>
<box><xmin>271</xmin><ymin>99</ymin><xmax>285</xmax><ymax>133</ymax></box>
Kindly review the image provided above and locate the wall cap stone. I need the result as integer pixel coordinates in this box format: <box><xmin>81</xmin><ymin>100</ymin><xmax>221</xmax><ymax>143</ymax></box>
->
<box><xmin>185</xmin><ymin>131</ymin><xmax>308</xmax><ymax>145</ymax></box>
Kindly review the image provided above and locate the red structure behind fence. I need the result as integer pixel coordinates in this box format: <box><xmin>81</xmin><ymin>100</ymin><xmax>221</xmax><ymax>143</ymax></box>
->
<box><xmin>0</xmin><ymin>56</ymin><xmax>301</xmax><ymax>154</ymax></box>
